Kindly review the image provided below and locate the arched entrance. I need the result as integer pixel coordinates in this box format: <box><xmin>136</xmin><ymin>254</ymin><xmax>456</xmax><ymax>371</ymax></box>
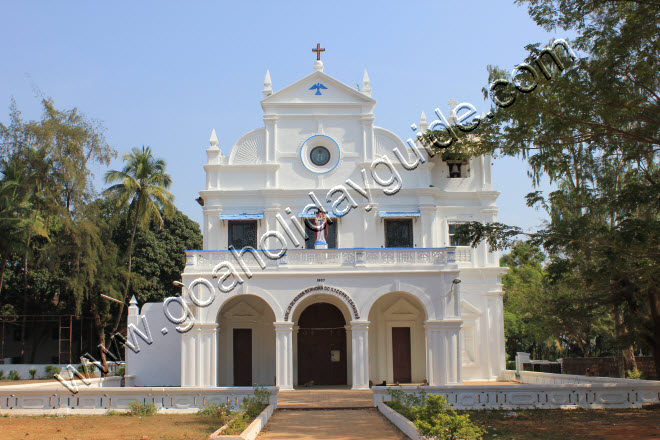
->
<box><xmin>297</xmin><ymin>302</ymin><xmax>347</xmax><ymax>385</ymax></box>
<box><xmin>368</xmin><ymin>292</ymin><xmax>428</xmax><ymax>384</ymax></box>
<box><xmin>217</xmin><ymin>295</ymin><xmax>276</xmax><ymax>386</ymax></box>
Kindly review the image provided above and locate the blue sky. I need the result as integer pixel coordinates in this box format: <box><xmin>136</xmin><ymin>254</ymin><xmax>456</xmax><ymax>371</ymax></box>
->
<box><xmin>1</xmin><ymin>0</ymin><xmax>563</xmax><ymax>233</ymax></box>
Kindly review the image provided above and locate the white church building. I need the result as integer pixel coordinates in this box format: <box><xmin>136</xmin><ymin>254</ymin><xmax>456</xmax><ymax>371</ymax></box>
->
<box><xmin>126</xmin><ymin>52</ymin><xmax>506</xmax><ymax>390</ymax></box>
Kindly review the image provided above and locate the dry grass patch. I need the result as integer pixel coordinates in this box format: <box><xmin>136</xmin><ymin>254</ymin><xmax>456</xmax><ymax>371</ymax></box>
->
<box><xmin>0</xmin><ymin>413</ymin><xmax>221</xmax><ymax>440</ymax></box>
<box><xmin>466</xmin><ymin>406</ymin><xmax>660</xmax><ymax>439</ymax></box>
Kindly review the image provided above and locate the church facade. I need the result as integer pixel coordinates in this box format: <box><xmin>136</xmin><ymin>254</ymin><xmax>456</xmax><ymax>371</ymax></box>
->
<box><xmin>127</xmin><ymin>55</ymin><xmax>506</xmax><ymax>389</ymax></box>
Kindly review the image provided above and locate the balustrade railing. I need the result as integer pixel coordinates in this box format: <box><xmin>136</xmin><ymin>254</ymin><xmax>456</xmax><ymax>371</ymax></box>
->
<box><xmin>185</xmin><ymin>247</ymin><xmax>459</xmax><ymax>271</ymax></box>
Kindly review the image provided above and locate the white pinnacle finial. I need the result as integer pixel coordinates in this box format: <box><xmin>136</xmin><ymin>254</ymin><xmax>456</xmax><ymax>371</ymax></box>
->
<box><xmin>314</xmin><ymin>59</ymin><xmax>324</xmax><ymax>72</ymax></box>
<box><xmin>362</xmin><ymin>69</ymin><xmax>372</xmax><ymax>96</ymax></box>
<box><xmin>129</xmin><ymin>295</ymin><xmax>138</xmax><ymax>306</ymax></box>
<box><xmin>209</xmin><ymin>129</ymin><xmax>219</xmax><ymax>148</ymax></box>
<box><xmin>448</xmin><ymin>98</ymin><xmax>459</xmax><ymax>125</ymax></box>
<box><xmin>419</xmin><ymin>111</ymin><xmax>429</xmax><ymax>133</ymax></box>
<box><xmin>263</xmin><ymin>70</ymin><xmax>273</xmax><ymax>97</ymax></box>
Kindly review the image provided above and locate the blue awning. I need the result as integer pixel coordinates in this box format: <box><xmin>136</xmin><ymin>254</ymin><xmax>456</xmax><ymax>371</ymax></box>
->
<box><xmin>378</xmin><ymin>211</ymin><xmax>421</xmax><ymax>218</ymax></box>
<box><xmin>298</xmin><ymin>212</ymin><xmax>345</xmax><ymax>218</ymax></box>
<box><xmin>219</xmin><ymin>213</ymin><xmax>263</xmax><ymax>220</ymax></box>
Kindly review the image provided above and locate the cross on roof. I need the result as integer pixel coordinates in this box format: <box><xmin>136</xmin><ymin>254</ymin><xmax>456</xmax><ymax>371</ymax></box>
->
<box><xmin>448</xmin><ymin>98</ymin><xmax>459</xmax><ymax>110</ymax></box>
<box><xmin>312</xmin><ymin>43</ymin><xmax>325</xmax><ymax>61</ymax></box>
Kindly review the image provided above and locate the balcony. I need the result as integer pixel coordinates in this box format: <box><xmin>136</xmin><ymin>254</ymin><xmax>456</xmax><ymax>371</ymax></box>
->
<box><xmin>184</xmin><ymin>247</ymin><xmax>460</xmax><ymax>274</ymax></box>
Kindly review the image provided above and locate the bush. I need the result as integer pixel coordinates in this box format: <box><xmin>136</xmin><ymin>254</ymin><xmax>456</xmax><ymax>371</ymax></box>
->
<box><xmin>8</xmin><ymin>370</ymin><xmax>20</xmax><ymax>380</ymax></box>
<box><xmin>386</xmin><ymin>389</ymin><xmax>484</xmax><ymax>440</ymax></box>
<box><xmin>114</xmin><ymin>365</ymin><xmax>125</xmax><ymax>376</ymax></box>
<box><xmin>506</xmin><ymin>360</ymin><xmax>517</xmax><ymax>370</ymax></box>
<box><xmin>127</xmin><ymin>401</ymin><xmax>158</xmax><ymax>416</ymax></box>
<box><xmin>0</xmin><ymin>370</ymin><xmax>4</xmax><ymax>380</ymax></box>
<box><xmin>77</xmin><ymin>364</ymin><xmax>94</xmax><ymax>375</ymax></box>
<box><xmin>44</xmin><ymin>365</ymin><xmax>59</xmax><ymax>378</ymax></box>
<box><xmin>241</xmin><ymin>385</ymin><xmax>271</xmax><ymax>417</ymax></box>
<box><xmin>412</xmin><ymin>394</ymin><xmax>484</xmax><ymax>440</ymax></box>
<box><xmin>385</xmin><ymin>387</ymin><xmax>427</xmax><ymax>421</ymax></box>
<box><xmin>28</xmin><ymin>369</ymin><xmax>37</xmax><ymax>380</ymax></box>
<box><xmin>627</xmin><ymin>368</ymin><xmax>643</xmax><ymax>380</ymax></box>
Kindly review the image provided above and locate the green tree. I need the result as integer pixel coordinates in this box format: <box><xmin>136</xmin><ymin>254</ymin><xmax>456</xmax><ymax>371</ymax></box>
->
<box><xmin>104</xmin><ymin>146</ymin><xmax>175</xmax><ymax>334</ymax></box>
<box><xmin>423</xmin><ymin>0</ymin><xmax>660</xmax><ymax>374</ymax></box>
<box><xmin>113</xmin><ymin>208</ymin><xmax>202</xmax><ymax>303</ymax></box>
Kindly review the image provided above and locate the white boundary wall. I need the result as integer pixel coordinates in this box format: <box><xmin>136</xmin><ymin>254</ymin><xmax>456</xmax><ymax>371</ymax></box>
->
<box><xmin>0</xmin><ymin>385</ymin><xmax>278</xmax><ymax>415</ymax></box>
<box><xmin>0</xmin><ymin>363</ymin><xmax>123</xmax><ymax>379</ymax></box>
<box><xmin>373</xmin><ymin>371</ymin><xmax>660</xmax><ymax>409</ymax></box>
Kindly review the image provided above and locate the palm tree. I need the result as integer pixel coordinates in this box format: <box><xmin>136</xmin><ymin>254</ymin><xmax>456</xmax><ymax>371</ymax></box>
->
<box><xmin>104</xmin><ymin>146</ymin><xmax>174</xmax><ymax>333</ymax></box>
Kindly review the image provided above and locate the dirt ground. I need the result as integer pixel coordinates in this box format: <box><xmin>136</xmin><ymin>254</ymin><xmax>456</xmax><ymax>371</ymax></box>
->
<box><xmin>0</xmin><ymin>407</ymin><xmax>658</xmax><ymax>440</ymax></box>
<box><xmin>0</xmin><ymin>414</ymin><xmax>220</xmax><ymax>440</ymax></box>
<box><xmin>468</xmin><ymin>406</ymin><xmax>660</xmax><ymax>439</ymax></box>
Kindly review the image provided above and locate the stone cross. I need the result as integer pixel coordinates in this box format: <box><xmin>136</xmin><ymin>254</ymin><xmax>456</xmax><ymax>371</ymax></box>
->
<box><xmin>312</xmin><ymin>43</ymin><xmax>325</xmax><ymax>61</ymax></box>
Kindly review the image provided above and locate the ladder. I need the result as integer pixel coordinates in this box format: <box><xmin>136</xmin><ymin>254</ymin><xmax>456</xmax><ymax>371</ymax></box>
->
<box><xmin>58</xmin><ymin>315</ymin><xmax>72</xmax><ymax>364</ymax></box>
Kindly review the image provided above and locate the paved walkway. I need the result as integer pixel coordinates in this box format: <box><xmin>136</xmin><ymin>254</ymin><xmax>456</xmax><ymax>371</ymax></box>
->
<box><xmin>257</xmin><ymin>408</ymin><xmax>408</xmax><ymax>440</ymax></box>
<box><xmin>277</xmin><ymin>389</ymin><xmax>374</xmax><ymax>409</ymax></box>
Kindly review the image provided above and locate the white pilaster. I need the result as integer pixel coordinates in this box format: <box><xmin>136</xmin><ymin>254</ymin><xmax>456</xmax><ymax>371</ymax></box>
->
<box><xmin>420</xmin><ymin>205</ymin><xmax>436</xmax><ymax>248</ymax></box>
<box><xmin>275</xmin><ymin>322</ymin><xmax>294</xmax><ymax>390</ymax></box>
<box><xmin>485</xmin><ymin>291</ymin><xmax>505</xmax><ymax>379</ymax></box>
<box><xmin>181</xmin><ymin>323</ymin><xmax>218</xmax><ymax>387</ymax></box>
<box><xmin>350</xmin><ymin>320</ymin><xmax>370</xmax><ymax>389</ymax></box>
<box><xmin>425</xmin><ymin>320</ymin><xmax>463</xmax><ymax>386</ymax></box>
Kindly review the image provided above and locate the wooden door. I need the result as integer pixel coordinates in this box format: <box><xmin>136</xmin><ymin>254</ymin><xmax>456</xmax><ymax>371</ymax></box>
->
<box><xmin>297</xmin><ymin>303</ymin><xmax>347</xmax><ymax>385</ymax></box>
<box><xmin>233</xmin><ymin>329</ymin><xmax>252</xmax><ymax>386</ymax></box>
<box><xmin>392</xmin><ymin>327</ymin><xmax>412</xmax><ymax>383</ymax></box>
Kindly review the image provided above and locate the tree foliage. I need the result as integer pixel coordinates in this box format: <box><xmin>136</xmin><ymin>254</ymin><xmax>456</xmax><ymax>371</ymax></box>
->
<box><xmin>423</xmin><ymin>0</ymin><xmax>660</xmax><ymax>374</ymax></box>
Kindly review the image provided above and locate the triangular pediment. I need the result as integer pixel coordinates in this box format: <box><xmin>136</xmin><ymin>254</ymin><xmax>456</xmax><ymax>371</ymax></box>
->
<box><xmin>224</xmin><ymin>301</ymin><xmax>260</xmax><ymax>318</ymax></box>
<box><xmin>261</xmin><ymin>71</ymin><xmax>376</xmax><ymax>107</ymax></box>
<box><xmin>384</xmin><ymin>298</ymin><xmax>420</xmax><ymax>317</ymax></box>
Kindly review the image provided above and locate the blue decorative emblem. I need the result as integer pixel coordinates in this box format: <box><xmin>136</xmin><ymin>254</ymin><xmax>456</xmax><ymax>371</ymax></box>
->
<box><xmin>309</xmin><ymin>83</ymin><xmax>327</xmax><ymax>95</ymax></box>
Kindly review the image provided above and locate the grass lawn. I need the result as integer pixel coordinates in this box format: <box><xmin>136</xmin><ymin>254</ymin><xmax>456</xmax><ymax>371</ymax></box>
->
<box><xmin>0</xmin><ymin>413</ymin><xmax>221</xmax><ymax>440</ymax></box>
<box><xmin>466</xmin><ymin>406</ymin><xmax>660</xmax><ymax>439</ymax></box>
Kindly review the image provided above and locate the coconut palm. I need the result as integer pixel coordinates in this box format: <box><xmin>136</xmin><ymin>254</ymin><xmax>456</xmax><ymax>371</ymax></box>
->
<box><xmin>104</xmin><ymin>146</ymin><xmax>174</xmax><ymax>333</ymax></box>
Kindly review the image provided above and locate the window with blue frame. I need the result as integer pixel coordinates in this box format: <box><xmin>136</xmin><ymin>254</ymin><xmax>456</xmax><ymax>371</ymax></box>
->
<box><xmin>228</xmin><ymin>220</ymin><xmax>258</xmax><ymax>249</ymax></box>
<box><xmin>384</xmin><ymin>219</ymin><xmax>413</xmax><ymax>248</ymax></box>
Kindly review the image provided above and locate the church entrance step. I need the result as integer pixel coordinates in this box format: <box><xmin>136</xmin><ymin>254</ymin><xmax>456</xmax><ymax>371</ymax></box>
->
<box><xmin>257</xmin><ymin>408</ymin><xmax>408</xmax><ymax>440</ymax></box>
<box><xmin>277</xmin><ymin>389</ymin><xmax>374</xmax><ymax>409</ymax></box>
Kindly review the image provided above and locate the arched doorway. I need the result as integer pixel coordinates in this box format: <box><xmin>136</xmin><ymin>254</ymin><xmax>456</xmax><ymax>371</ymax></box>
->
<box><xmin>297</xmin><ymin>302</ymin><xmax>347</xmax><ymax>385</ymax></box>
<box><xmin>217</xmin><ymin>295</ymin><xmax>276</xmax><ymax>386</ymax></box>
<box><xmin>368</xmin><ymin>292</ymin><xmax>428</xmax><ymax>384</ymax></box>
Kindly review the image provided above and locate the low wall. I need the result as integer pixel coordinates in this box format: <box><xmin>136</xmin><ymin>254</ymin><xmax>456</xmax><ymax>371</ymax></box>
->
<box><xmin>501</xmin><ymin>369</ymin><xmax>659</xmax><ymax>385</ymax></box>
<box><xmin>0</xmin><ymin>363</ymin><xmax>123</xmax><ymax>380</ymax></box>
<box><xmin>0</xmin><ymin>376</ymin><xmax>121</xmax><ymax>390</ymax></box>
<box><xmin>372</xmin><ymin>378</ymin><xmax>660</xmax><ymax>409</ymax></box>
<box><xmin>0</xmin><ymin>385</ymin><xmax>279</xmax><ymax>415</ymax></box>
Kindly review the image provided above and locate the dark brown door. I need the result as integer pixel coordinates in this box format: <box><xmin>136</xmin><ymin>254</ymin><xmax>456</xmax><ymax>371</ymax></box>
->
<box><xmin>233</xmin><ymin>329</ymin><xmax>252</xmax><ymax>386</ymax></box>
<box><xmin>392</xmin><ymin>327</ymin><xmax>412</xmax><ymax>383</ymax></box>
<box><xmin>297</xmin><ymin>303</ymin><xmax>347</xmax><ymax>385</ymax></box>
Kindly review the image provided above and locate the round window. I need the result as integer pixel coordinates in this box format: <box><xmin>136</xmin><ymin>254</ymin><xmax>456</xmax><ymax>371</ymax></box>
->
<box><xmin>310</xmin><ymin>146</ymin><xmax>331</xmax><ymax>166</ymax></box>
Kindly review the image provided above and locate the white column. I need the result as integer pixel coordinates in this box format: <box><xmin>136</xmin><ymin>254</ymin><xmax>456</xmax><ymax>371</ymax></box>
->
<box><xmin>275</xmin><ymin>322</ymin><xmax>294</xmax><ymax>390</ymax></box>
<box><xmin>419</xmin><ymin>205</ymin><xmax>436</xmax><ymax>248</ymax></box>
<box><xmin>350</xmin><ymin>320</ymin><xmax>370</xmax><ymax>390</ymax></box>
<box><xmin>181</xmin><ymin>323</ymin><xmax>218</xmax><ymax>387</ymax></box>
<box><xmin>425</xmin><ymin>320</ymin><xmax>462</xmax><ymax>386</ymax></box>
<box><xmin>485</xmin><ymin>291</ymin><xmax>505</xmax><ymax>379</ymax></box>
<box><xmin>125</xmin><ymin>296</ymin><xmax>139</xmax><ymax>377</ymax></box>
<box><xmin>199</xmin><ymin>323</ymin><xmax>218</xmax><ymax>387</ymax></box>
